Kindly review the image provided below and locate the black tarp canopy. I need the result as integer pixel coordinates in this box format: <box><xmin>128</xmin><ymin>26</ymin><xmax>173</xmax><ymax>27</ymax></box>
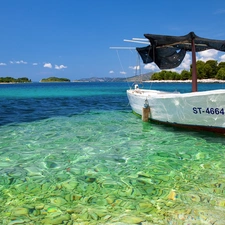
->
<box><xmin>137</xmin><ymin>32</ymin><xmax>225</xmax><ymax>70</ymax></box>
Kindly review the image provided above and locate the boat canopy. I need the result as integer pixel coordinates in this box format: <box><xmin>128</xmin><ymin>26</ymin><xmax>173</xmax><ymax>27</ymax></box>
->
<box><xmin>137</xmin><ymin>32</ymin><xmax>225</xmax><ymax>69</ymax></box>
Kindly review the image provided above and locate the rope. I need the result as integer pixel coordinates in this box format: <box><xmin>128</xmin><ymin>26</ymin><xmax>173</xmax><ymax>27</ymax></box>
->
<box><xmin>116</xmin><ymin>50</ymin><xmax>125</xmax><ymax>73</ymax></box>
<box><xmin>133</xmin><ymin>53</ymin><xmax>144</xmax><ymax>89</ymax></box>
<box><xmin>116</xmin><ymin>50</ymin><xmax>131</xmax><ymax>89</ymax></box>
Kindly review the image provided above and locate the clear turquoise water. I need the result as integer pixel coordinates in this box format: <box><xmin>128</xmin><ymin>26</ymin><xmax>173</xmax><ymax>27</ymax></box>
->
<box><xmin>1</xmin><ymin>82</ymin><xmax>225</xmax><ymax>224</ymax></box>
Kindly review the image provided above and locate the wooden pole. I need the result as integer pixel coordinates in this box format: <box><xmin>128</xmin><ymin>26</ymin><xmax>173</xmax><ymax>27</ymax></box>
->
<box><xmin>191</xmin><ymin>37</ymin><xmax>197</xmax><ymax>92</ymax></box>
<box><xmin>142</xmin><ymin>106</ymin><xmax>150</xmax><ymax>122</ymax></box>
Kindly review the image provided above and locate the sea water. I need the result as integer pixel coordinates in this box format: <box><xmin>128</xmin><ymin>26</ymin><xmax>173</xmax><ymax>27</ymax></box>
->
<box><xmin>0</xmin><ymin>82</ymin><xmax>225</xmax><ymax>224</ymax></box>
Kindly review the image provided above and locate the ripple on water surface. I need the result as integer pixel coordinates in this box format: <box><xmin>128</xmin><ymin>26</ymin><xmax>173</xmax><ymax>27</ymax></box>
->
<box><xmin>0</xmin><ymin>111</ymin><xmax>225</xmax><ymax>224</ymax></box>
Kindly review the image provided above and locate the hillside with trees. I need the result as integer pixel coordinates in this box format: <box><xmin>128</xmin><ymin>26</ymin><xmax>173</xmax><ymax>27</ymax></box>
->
<box><xmin>40</xmin><ymin>77</ymin><xmax>70</xmax><ymax>82</ymax></box>
<box><xmin>150</xmin><ymin>60</ymin><xmax>225</xmax><ymax>81</ymax></box>
<box><xmin>0</xmin><ymin>77</ymin><xmax>31</xmax><ymax>83</ymax></box>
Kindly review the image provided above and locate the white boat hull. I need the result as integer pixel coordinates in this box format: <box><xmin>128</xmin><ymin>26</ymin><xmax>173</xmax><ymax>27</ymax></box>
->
<box><xmin>127</xmin><ymin>88</ymin><xmax>225</xmax><ymax>133</ymax></box>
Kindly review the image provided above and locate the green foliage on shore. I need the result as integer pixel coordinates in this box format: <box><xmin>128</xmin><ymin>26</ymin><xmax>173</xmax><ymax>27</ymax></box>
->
<box><xmin>0</xmin><ymin>77</ymin><xmax>31</xmax><ymax>83</ymax></box>
<box><xmin>40</xmin><ymin>77</ymin><xmax>70</xmax><ymax>82</ymax></box>
<box><xmin>151</xmin><ymin>60</ymin><xmax>225</xmax><ymax>80</ymax></box>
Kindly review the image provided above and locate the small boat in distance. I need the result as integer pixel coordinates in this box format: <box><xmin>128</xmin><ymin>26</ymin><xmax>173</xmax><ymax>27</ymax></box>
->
<box><xmin>126</xmin><ymin>32</ymin><xmax>225</xmax><ymax>134</ymax></box>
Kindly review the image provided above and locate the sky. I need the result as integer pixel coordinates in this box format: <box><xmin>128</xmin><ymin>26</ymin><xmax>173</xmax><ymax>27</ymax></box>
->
<box><xmin>1</xmin><ymin>0</ymin><xmax>225</xmax><ymax>81</ymax></box>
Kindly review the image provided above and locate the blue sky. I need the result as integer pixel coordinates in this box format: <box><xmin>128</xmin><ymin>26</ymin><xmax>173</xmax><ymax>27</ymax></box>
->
<box><xmin>1</xmin><ymin>0</ymin><xmax>225</xmax><ymax>81</ymax></box>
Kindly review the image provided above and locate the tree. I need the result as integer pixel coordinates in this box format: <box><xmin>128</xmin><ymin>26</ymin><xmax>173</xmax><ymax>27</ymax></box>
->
<box><xmin>216</xmin><ymin>68</ymin><xmax>225</xmax><ymax>80</ymax></box>
<box><xmin>175</xmin><ymin>73</ymin><xmax>181</xmax><ymax>80</ymax></box>
<box><xmin>158</xmin><ymin>71</ymin><xmax>167</xmax><ymax>80</ymax></box>
<box><xmin>17</xmin><ymin>77</ymin><xmax>31</xmax><ymax>82</ymax></box>
<box><xmin>203</xmin><ymin>64</ymin><xmax>213</xmax><ymax>79</ymax></box>
<box><xmin>151</xmin><ymin>73</ymin><xmax>160</xmax><ymax>80</ymax></box>
<box><xmin>204</xmin><ymin>60</ymin><xmax>218</xmax><ymax>78</ymax></box>
<box><xmin>218</xmin><ymin>62</ymin><xmax>225</xmax><ymax>70</ymax></box>
<box><xmin>41</xmin><ymin>77</ymin><xmax>70</xmax><ymax>82</ymax></box>
<box><xmin>181</xmin><ymin>70</ymin><xmax>191</xmax><ymax>80</ymax></box>
<box><xmin>164</xmin><ymin>71</ymin><xmax>172</xmax><ymax>80</ymax></box>
<box><xmin>148</xmin><ymin>59</ymin><xmax>225</xmax><ymax>81</ymax></box>
<box><xmin>195</xmin><ymin>61</ymin><xmax>205</xmax><ymax>79</ymax></box>
<box><xmin>167</xmin><ymin>71</ymin><xmax>179</xmax><ymax>80</ymax></box>
<box><xmin>0</xmin><ymin>77</ymin><xmax>31</xmax><ymax>83</ymax></box>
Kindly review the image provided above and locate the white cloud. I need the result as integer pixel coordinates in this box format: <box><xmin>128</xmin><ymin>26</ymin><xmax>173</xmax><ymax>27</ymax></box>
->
<box><xmin>44</xmin><ymin>63</ymin><xmax>52</xmax><ymax>69</ymax></box>
<box><xmin>176</xmin><ymin>53</ymin><xmax>192</xmax><ymax>72</ymax></box>
<box><xmin>219</xmin><ymin>54</ymin><xmax>225</xmax><ymax>62</ymax></box>
<box><xmin>142</xmin><ymin>51</ymin><xmax>221</xmax><ymax>74</ymax></box>
<box><xmin>55</xmin><ymin>64</ymin><xmax>67</xmax><ymax>70</ymax></box>
<box><xmin>109</xmin><ymin>70</ymin><xmax>114</xmax><ymax>74</ymax></box>
<box><xmin>120</xmin><ymin>71</ymin><xmax>126</xmax><ymax>74</ymax></box>
<box><xmin>0</xmin><ymin>63</ymin><xmax>6</xmax><ymax>66</ymax></box>
<box><xmin>9</xmin><ymin>60</ymin><xmax>27</xmax><ymax>64</ymax></box>
<box><xmin>197</xmin><ymin>49</ymin><xmax>218</xmax><ymax>62</ymax></box>
<box><xmin>32</xmin><ymin>63</ymin><xmax>38</xmax><ymax>66</ymax></box>
<box><xmin>16</xmin><ymin>60</ymin><xmax>27</xmax><ymax>64</ymax></box>
<box><xmin>143</xmin><ymin>63</ymin><xmax>159</xmax><ymax>71</ymax></box>
<box><xmin>129</xmin><ymin>65</ymin><xmax>140</xmax><ymax>70</ymax></box>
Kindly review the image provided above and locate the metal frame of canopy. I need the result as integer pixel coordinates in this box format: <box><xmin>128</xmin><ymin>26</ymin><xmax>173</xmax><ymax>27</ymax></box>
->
<box><xmin>143</xmin><ymin>32</ymin><xmax>225</xmax><ymax>92</ymax></box>
<box><xmin>111</xmin><ymin>32</ymin><xmax>225</xmax><ymax>93</ymax></box>
<box><xmin>110</xmin><ymin>35</ymin><xmax>199</xmax><ymax>91</ymax></box>
<box><xmin>191</xmin><ymin>38</ymin><xmax>197</xmax><ymax>92</ymax></box>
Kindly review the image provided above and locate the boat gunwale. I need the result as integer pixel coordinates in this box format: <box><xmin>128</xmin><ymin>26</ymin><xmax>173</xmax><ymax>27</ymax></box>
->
<box><xmin>127</xmin><ymin>88</ymin><xmax>225</xmax><ymax>98</ymax></box>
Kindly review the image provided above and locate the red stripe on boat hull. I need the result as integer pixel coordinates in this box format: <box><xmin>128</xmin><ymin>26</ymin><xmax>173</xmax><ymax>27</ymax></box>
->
<box><xmin>150</xmin><ymin>119</ymin><xmax>225</xmax><ymax>135</ymax></box>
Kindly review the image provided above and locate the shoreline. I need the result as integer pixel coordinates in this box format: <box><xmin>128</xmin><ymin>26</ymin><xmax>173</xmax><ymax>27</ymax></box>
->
<box><xmin>0</xmin><ymin>82</ymin><xmax>31</xmax><ymax>84</ymax></box>
<box><xmin>144</xmin><ymin>79</ymin><xmax>225</xmax><ymax>83</ymax></box>
<box><xmin>1</xmin><ymin>79</ymin><xmax>225</xmax><ymax>84</ymax></box>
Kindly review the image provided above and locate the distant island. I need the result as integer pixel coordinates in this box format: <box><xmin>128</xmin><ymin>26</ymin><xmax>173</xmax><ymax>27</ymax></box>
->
<box><xmin>73</xmin><ymin>73</ymin><xmax>153</xmax><ymax>82</ymax></box>
<box><xmin>1</xmin><ymin>60</ymin><xmax>225</xmax><ymax>83</ymax></box>
<box><xmin>40</xmin><ymin>77</ymin><xmax>70</xmax><ymax>82</ymax></box>
<box><xmin>74</xmin><ymin>60</ymin><xmax>225</xmax><ymax>82</ymax></box>
<box><xmin>0</xmin><ymin>77</ymin><xmax>31</xmax><ymax>83</ymax></box>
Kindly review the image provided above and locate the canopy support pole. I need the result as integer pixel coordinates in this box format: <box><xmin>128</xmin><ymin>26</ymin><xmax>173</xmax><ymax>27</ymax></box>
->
<box><xmin>191</xmin><ymin>37</ymin><xmax>197</xmax><ymax>92</ymax></box>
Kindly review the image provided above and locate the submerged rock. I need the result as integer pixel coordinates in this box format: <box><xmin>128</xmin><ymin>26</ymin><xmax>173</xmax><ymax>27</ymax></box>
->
<box><xmin>120</xmin><ymin>215</ymin><xmax>145</xmax><ymax>223</ymax></box>
<box><xmin>41</xmin><ymin>213</ymin><xmax>70</xmax><ymax>224</ymax></box>
<box><xmin>35</xmin><ymin>203</ymin><xmax>45</xmax><ymax>210</ymax></box>
<box><xmin>8</xmin><ymin>220</ymin><xmax>27</xmax><ymax>225</ymax></box>
<box><xmin>49</xmin><ymin>197</ymin><xmax>67</xmax><ymax>206</ymax></box>
<box><xmin>11</xmin><ymin>207</ymin><xmax>29</xmax><ymax>216</ymax></box>
<box><xmin>24</xmin><ymin>167</ymin><xmax>43</xmax><ymax>176</ymax></box>
<box><xmin>45</xmin><ymin>161</ymin><xmax>59</xmax><ymax>169</ymax></box>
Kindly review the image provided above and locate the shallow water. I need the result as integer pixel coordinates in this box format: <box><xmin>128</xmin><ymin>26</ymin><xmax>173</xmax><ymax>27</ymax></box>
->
<box><xmin>0</xmin><ymin>82</ymin><xmax>225</xmax><ymax>224</ymax></box>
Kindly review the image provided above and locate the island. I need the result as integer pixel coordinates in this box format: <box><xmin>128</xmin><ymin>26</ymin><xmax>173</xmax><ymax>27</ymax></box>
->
<box><xmin>40</xmin><ymin>77</ymin><xmax>70</xmax><ymax>82</ymax></box>
<box><xmin>0</xmin><ymin>77</ymin><xmax>31</xmax><ymax>83</ymax></box>
<box><xmin>150</xmin><ymin>60</ymin><xmax>225</xmax><ymax>81</ymax></box>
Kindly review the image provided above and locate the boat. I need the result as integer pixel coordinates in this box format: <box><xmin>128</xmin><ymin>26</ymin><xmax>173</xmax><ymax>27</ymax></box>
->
<box><xmin>126</xmin><ymin>32</ymin><xmax>225</xmax><ymax>134</ymax></box>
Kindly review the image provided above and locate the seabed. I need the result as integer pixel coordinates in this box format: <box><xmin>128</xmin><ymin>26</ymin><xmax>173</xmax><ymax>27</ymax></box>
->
<box><xmin>1</xmin><ymin>114</ymin><xmax>225</xmax><ymax>224</ymax></box>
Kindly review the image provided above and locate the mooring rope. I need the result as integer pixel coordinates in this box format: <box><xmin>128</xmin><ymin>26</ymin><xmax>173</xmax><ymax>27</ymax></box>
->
<box><xmin>116</xmin><ymin>50</ymin><xmax>132</xmax><ymax>89</ymax></box>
